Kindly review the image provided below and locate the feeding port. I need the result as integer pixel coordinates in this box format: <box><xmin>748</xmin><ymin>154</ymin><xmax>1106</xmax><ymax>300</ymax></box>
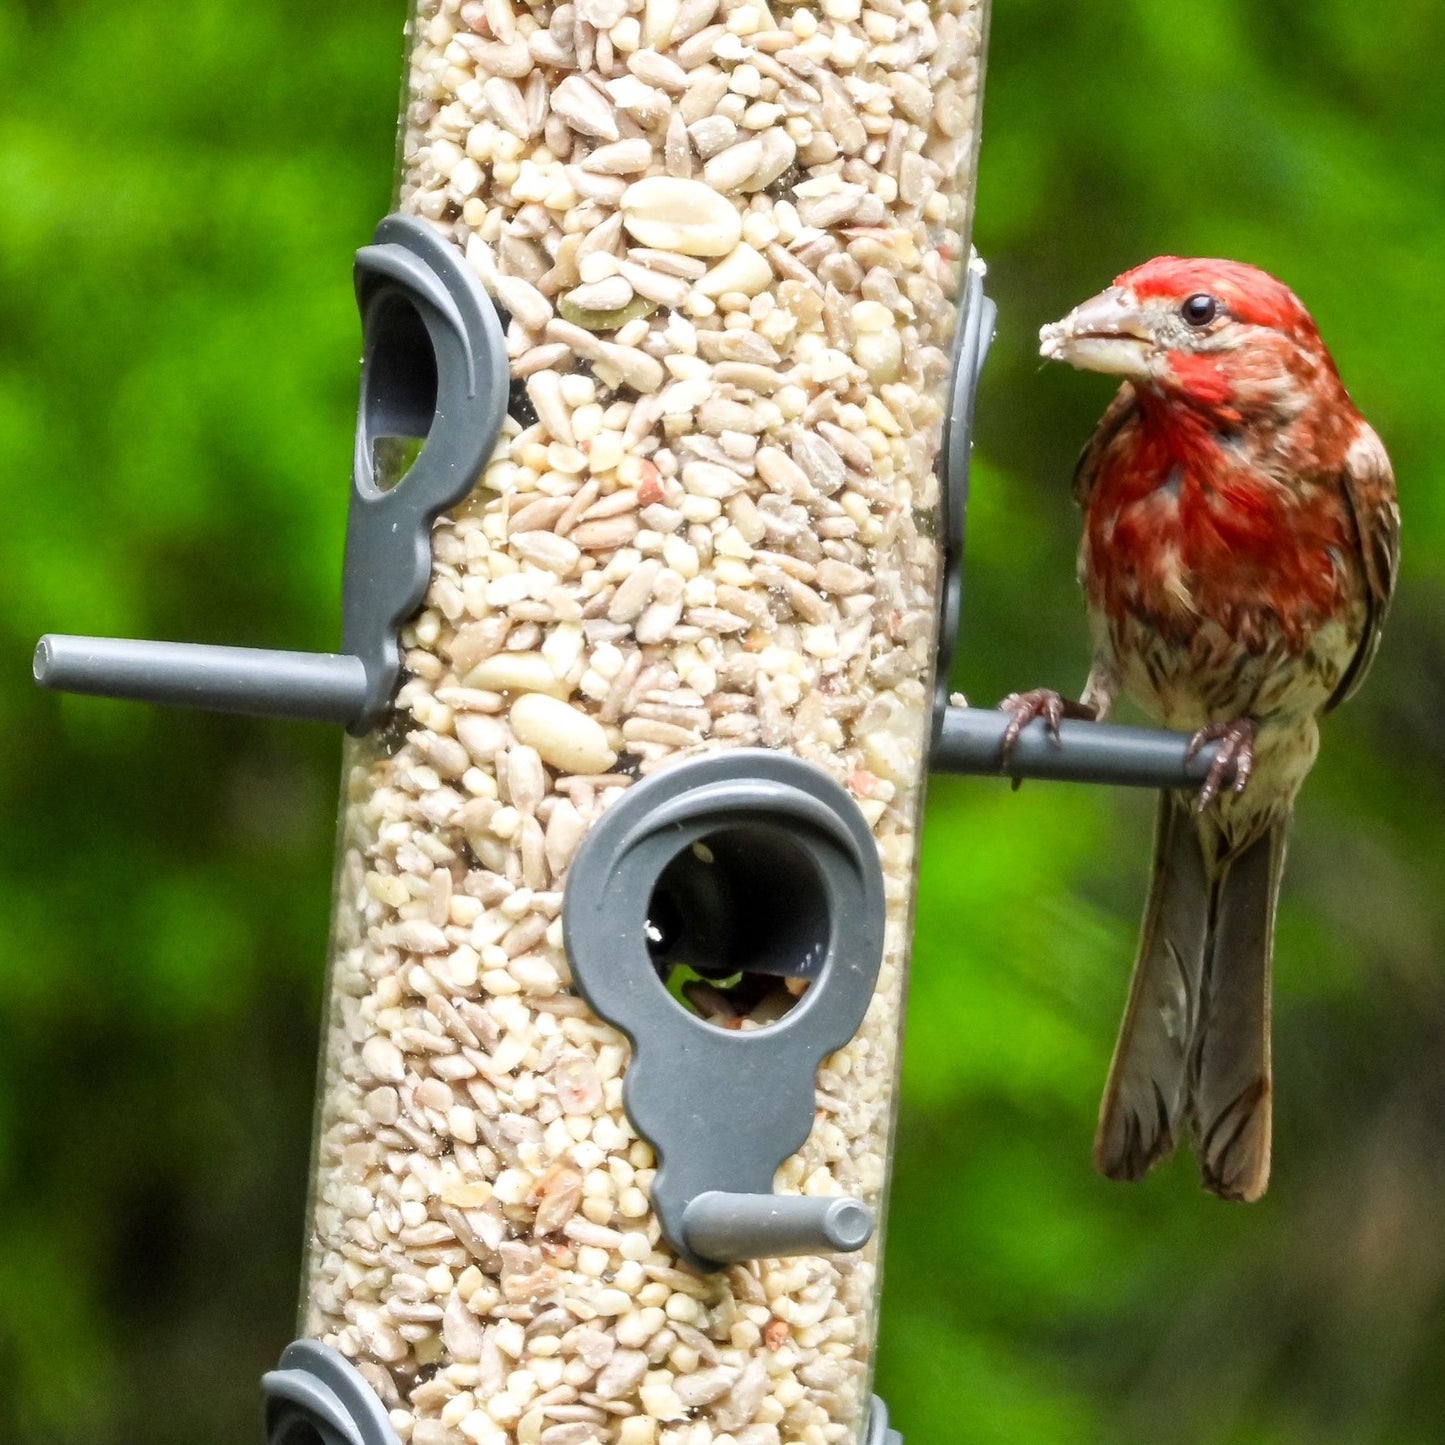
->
<box><xmin>561</xmin><ymin>751</ymin><xmax>887</xmax><ymax>1271</ymax></box>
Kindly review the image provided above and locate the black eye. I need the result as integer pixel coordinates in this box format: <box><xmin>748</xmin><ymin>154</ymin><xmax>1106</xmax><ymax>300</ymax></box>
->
<box><xmin>1181</xmin><ymin>293</ymin><xmax>1220</xmax><ymax>327</ymax></box>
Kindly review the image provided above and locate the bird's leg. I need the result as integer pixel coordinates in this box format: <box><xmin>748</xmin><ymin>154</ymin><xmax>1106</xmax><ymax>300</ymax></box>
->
<box><xmin>1078</xmin><ymin>659</ymin><xmax>1119</xmax><ymax>722</ymax></box>
<box><xmin>1186</xmin><ymin>717</ymin><xmax>1257</xmax><ymax>811</ymax></box>
<box><xmin>997</xmin><ymin>688</ymin><xmax>1099</xmax><ymax>763</ymax></box>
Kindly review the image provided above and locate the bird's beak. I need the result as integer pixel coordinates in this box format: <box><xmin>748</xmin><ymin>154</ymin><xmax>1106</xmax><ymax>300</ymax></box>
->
<box><xmin>1039</xmin><ymin>286</ymin><xmax>1155</xmax><ymax>379</ymax></box>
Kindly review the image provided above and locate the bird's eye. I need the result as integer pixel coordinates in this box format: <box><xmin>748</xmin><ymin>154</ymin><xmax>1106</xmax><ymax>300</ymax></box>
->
<box><xmin>1180</xmin><ymin>293</ymin><xmax>1220</xmax><ymax>327</ymax></box>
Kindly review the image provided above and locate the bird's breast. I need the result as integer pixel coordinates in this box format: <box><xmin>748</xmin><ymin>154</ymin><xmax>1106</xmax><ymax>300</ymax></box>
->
<box><xmin>1081</xmin><ymin>438</ymin><xmax>1368</xmax><ymax>729</ymax></box>
<box><xmin>1083</xmin><ymin>450</ymin><xmax>1355</xmax><ymax>656</ymax></box>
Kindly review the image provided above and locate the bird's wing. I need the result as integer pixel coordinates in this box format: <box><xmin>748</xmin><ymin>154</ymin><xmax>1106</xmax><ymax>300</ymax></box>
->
<box><xmin>1325</xmin><ymin>421</ymin><xmax>1400</xmax><ymax>712</ymax></box>
<box><xmin>1071</xmin><ymin>383</ymin><xmax>1137</xmax><ymax>508</ymax></box>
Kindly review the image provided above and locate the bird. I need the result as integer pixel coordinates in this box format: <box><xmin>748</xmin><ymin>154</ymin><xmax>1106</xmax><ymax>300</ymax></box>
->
<box><xmin>999</xmin><ymin>256</ymin><xmax>1399</xmax><ymax>1201</ymax></box>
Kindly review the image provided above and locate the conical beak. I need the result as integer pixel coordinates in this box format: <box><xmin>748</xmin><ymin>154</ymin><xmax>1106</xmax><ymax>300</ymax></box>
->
<box><xmin>1039</xmin><ymin>286</ymin><xmax>1155</xmax><ymax>379</ymax></box>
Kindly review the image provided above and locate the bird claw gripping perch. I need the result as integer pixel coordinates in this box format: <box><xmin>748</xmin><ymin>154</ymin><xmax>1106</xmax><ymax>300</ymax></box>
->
<box><xmin>33</xmin><ymin>214</ymin><xmax>509</xmax><ymax>735</ymax></box>
<box><xmin>997</xmin><ymin>688</ymin><xmax>1099</xmax><ymax>762</ymax></box>
<box><xmin>1186</xmin><ymin>717</ymin><xmax>1256</xmax><ymax>810</ymax></box>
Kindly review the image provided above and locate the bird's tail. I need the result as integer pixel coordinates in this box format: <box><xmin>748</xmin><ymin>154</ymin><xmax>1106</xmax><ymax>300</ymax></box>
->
<box><xmin>1094</xmin><ymin>792</ymin><xmax>1287</xmax><ymax>1201</ymax></box>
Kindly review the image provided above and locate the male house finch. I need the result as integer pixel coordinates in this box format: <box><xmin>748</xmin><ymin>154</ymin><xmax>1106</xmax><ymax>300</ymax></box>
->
<box><xmin>1002</xmin><ymin>257</ymin><xmax>1399</xmax><ymax>1201</ymax></box>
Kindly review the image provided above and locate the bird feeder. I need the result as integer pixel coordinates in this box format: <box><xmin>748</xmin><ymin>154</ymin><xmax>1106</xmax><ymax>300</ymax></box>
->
<box><xmin>32</xmin><ymin>0</ymin><xmax>1221</xmax><ymax>1440</ymax></box>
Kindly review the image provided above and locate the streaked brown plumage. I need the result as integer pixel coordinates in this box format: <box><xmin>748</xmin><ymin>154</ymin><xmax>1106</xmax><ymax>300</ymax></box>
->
<box><xmin>1008</xmin><ymin>257</ymin><xmax>1399</xmax><ymax>1200</ymax></box>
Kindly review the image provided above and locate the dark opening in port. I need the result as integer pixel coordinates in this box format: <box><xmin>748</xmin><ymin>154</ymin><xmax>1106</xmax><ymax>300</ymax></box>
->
<box><xmin>644</xmin><ymin>825</ymin><xmax>830</xmax><ymax>1030</ymax></box>
<box><xmin>363</xmin><ymin>291</ymin><xmax>438</xmax><ymax>495</ymax></box>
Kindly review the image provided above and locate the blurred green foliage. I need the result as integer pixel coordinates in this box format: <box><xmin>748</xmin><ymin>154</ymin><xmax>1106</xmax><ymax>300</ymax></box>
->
<box><xmin>1</xmin><ymin>0</ymin><xmax>1443</xmax><ymax>1441</ymax></box>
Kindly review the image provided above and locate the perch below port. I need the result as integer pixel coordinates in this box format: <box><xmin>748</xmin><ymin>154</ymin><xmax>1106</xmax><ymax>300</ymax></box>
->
<box><xmin>932</xmin><ymin>703</ymin><xmax>1222</xmax><ymax>790</ymax></box>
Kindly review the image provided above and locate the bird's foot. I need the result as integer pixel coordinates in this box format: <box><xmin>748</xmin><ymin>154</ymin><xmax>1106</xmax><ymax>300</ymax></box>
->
<box><xmin>997</xmin><ymin>688</ymin><xmax>1099</xmax><ymax>764</ymax></box>
<box><xmin>1186</xmin><ymin>717</ymin><xmax>1256</xmax><ymax>811</ymax></box>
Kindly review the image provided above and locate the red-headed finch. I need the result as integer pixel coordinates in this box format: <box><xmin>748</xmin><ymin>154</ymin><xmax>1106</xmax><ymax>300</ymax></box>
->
<box><xmin>1005</xmin><ymin>257</ymin><xmax>1399</xmax><ymax>1201</ymax></box>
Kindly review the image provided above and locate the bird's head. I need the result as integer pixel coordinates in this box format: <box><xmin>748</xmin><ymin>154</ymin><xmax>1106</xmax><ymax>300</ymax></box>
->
<box><xmin>1039</xmin><ymin>256</ymin><xmax>1338</xmax><ymax>415</ymax></box>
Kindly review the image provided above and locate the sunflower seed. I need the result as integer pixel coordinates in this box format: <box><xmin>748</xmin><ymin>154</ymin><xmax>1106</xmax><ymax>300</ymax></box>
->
<box><xmin>552</xmin><ymin>76</ymin><xmax>620</xmax><ymax>141</ymax></box>
<box><xmin>578</xmin><ymin>138</ymin><xmax>653</xmax><ymax>175</ymax></box>
<box><xmin>616</xmin><ymin>261</ymin><xmax>692</xmax><ymax>309</ymax></box>
<box><xmin>564</xmin><ymin>275</ymin><xmax>635</xmax><ymax>313</ymax></box>
<box><xmin>702</xmin><ymin>136</ymin><xmax>765</xmax><ymax>192</ymax></box>
<box><xmin>526</xmin><ymin>371</ymin><xmax>576</xmax><ymax>444</ymax></box>
<box><xmin>626</xmin><ymin>48</ymin><xmax>689</xmax><ymax>91</ymax></box>
<box><xmin>494</xmin><ymin>273</ymin><xmax>553</xmax><ymax>331</ymax></box>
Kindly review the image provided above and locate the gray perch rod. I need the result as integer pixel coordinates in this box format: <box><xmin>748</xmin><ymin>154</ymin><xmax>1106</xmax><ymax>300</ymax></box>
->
<box><xmin>933</xmin><ymin>704</ymin><xmax>1221</xmax><ymax>790</ymax></box>
<box><xmin>33</xmin><ymin>635</ymin><xmax>369</xmax><ymax>727</ymax></box>
<box><xmin>681</xmin><ymin>1191</ymin><xmax>874</xmax><ymax>1268</ymax></box>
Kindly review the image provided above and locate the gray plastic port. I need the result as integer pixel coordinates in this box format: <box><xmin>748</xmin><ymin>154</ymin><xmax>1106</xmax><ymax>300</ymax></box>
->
<box><xmin>866</xmin><ymin>1395</ymin><xmax>904</xmax><ymax>1444</ymax></box>
<box><xmin>262</xmin><ymin>1340</ymin><xmax>400</xmax><ymax>1445</ymax></box>
<box><xmin>935</xmin><ymin>261</ymin><xmax>996</xmax><ymax>730</ymax></box>
<box><xmin>561</xmin><ymin>749</ymin><xmax>886</xmax><ymax>1272</ymax></box>
<box><xmin>33</xmin><ymin>214</ymin><xmax>507</xmax><ymax>734</ymax></box>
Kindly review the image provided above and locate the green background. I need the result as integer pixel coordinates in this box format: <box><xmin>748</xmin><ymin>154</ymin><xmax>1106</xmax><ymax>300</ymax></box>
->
<box><xmin>2</xmin><ymin>1</ymin><xmax>1443</xmax><ymax>1440</ymax></box>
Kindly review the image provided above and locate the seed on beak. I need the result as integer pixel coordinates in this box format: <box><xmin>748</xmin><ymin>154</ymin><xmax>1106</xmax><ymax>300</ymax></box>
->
<box><xmin>1038</xmin><ymin>318</ymin><xmax>1069</xmax><ymax>362</ymax></box>
<box><xmin>1038</xmin><ymin>286</ymin><xmax>1156</xmax><ymax>379</ymax></box>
